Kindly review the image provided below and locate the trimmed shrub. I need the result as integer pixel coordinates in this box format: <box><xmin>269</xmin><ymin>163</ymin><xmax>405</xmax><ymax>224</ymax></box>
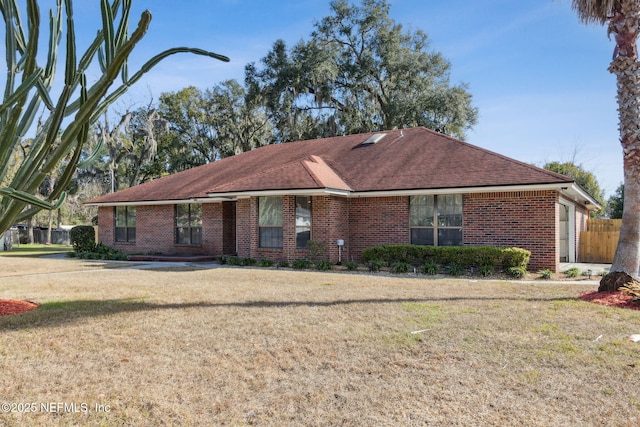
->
<box><xmin>501</xmin><ymin>247</ymin><xmax>530</xmax><ymax>270</ymax></box>
<box><xmin>70</xmin><ymin>225</ymin><xmax>96</xmax><ymax>253</ymax></box>
<box><xmin>361</xmin><ymin>245</ymin><xmax>530</xmax><ymax>273</ymax></box>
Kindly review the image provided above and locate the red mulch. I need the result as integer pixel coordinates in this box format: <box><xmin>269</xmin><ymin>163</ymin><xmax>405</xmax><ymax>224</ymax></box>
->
<box><xmin>579</xmin><ymin>291</ymin><xmax>640</xmax><ymax>310</ymax></box>
<box><xmin>0</xmin><ymin>300</ymin><xmax>38</xmax><ymax>316</ymax></box>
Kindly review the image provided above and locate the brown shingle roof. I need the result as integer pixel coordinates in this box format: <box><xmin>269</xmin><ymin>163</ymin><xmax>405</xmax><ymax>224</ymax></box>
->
<box><xmin>86</xmin><ymin>127</ymin><xmax>573</xmax><ymax>204</ymax></box>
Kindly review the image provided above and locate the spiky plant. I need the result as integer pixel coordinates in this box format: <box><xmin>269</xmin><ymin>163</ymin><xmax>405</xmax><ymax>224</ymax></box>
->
<box><xmin>0</xmin><ymin>0</ymin><xmax>229</xmax><ymax>233</ymax></box>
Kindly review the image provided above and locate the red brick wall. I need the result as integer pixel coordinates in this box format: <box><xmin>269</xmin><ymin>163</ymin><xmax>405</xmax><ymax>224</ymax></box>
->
<box><xmin>98</xmin><ymin>190</ymin><xmax>567</xmax><ymax>271</ymax></box>
<box><xmin>348</xmin><ymin>196</ymin><xmax>409</xmax><ymax>260</ymax></box>
<box><xmin>464</xmin><ymin>191</ymin><xmax>559</xmax><ymax>271</ymax></box>
<box><xmin>98</xmin><ymin>204</ymin><xmax>223</xmax><ymax>256</ymax></box>
<box><xmin>97</xmin><ymin>206</ymin><xmax>115</xmax><ymax>247</ymax></box>
<box><xmin>234</xmin><ymin>195</ymin><xmax>351</xmax><ymax>263</ymax></box>
<box><xmin>313</xmin><ymin>196</ymin><xmax>350</xmax><ymax>262</ymax></box>
<box><xmin>236</xmin><ymin>198</ymin><xmax>253</xmax><ymax>258</ymax></box>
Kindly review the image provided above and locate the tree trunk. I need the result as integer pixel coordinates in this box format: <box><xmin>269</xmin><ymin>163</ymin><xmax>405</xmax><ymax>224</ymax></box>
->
<box><xmin>46</xmin><ymin>210</ymin><xmax>53</xmax><ymax>245</ymax></box>
<box><xmin>599</xmin><ymin>1</ymin><xmax>640</xmax><ymax>291</ymax></box>
<box><xmin>26</xmin><ymin>214</ymin><xmax>34</xmax><ymax>245</ymax></box>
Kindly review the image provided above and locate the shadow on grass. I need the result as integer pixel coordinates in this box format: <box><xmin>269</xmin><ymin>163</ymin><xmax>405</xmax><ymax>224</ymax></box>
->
<box><xmin>0</xmin><ymin>295</ymin><xmax>581</xmax><ymax>331</ymax></box>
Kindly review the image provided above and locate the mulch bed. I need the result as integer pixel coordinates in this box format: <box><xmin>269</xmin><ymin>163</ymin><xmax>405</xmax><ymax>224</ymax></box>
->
<box><xmin>579</xmin><ymin>291</ymin><xmax>640</xmax><ymax>310</ymax></box>
<box><xmin>0</xmin><ymin>300</ymin><xmax>38</xmax><ymax>316</ymax></box>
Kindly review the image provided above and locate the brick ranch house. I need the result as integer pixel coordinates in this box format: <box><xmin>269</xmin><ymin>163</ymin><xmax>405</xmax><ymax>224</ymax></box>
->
<box><xmin>86</xmin><ymin>127</ymin><xmax>599</xmax><ymax>272</ymax></box>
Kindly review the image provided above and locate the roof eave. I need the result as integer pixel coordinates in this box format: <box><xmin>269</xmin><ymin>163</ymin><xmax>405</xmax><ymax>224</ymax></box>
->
<box><xmin>86</xmin><ymin>182</ymin><xmax>596</xmax><ymax>207</ymax></box>
<box><xmin>562</xmin><ymin>183</ymin><xmax>602</xmax><ymax>211</ymax></box>
<box><xmin>348</xmin><ymin>182</ymin><xmax>573</xmax><ymax>197</ymax></box>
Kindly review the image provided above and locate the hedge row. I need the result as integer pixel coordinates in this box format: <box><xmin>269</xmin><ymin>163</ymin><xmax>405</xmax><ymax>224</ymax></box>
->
<box><xmin>361</xmin><ymin>245</ymin><xmax>530</xmax><ymax>271</ymax></box>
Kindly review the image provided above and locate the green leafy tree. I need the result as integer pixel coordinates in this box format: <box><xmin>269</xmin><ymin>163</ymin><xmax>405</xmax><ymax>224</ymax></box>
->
<box><xmin>543</xmin><ymin>161</ymin><xmax>605</xmax><ymax>216</ymax></box>
<box><xmin>155</xmin><ymin>82</ymin><xmax>273</xmax><ymax>174</ymax></box>
<box><xmin>245</xmin><ymin>0</ymin><xmax>477</xmax><ymax>142</ymax></box>
<box><xmin>571</xmin><ymin>0</ymin><xmax>640</xmax><ymax>290</ymax></box>
<box><xmin>607</xmin><ymin>183</ymin><xmax>624</xmax><ymax>219</ymax></box>
<box><xmin>157</xmin><ymin>86</ymin><xmax>218</xmax><ymax>170</ymax></box>
<box><xmin>0</xmin><ymin>0</ymin><xmax>229</xmax><ymax>234</ymax></box>
<box><xmin>206</xmin><ymin>80</ymin><xmax>273</xmax><ymax>156</ymax></box>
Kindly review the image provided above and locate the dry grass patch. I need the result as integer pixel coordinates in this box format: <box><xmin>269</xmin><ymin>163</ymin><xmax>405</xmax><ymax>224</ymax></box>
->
<box><xmin>0</xmin><ymin>261</ymin><xmax>639</xmax><ymax>425</ymax></box>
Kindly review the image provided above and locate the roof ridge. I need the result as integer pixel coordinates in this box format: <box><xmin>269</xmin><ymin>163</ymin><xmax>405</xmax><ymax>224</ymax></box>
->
<box><xmin>417</xmin><ymin>127</ymin><xmax>574</xmax><ymax>183</ymax></box>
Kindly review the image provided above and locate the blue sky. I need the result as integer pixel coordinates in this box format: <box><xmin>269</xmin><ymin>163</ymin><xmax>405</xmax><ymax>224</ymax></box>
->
<box><xmin>69</xmin><ymin>0</ymin><xmax>621</xmax><ymax>197</ymax></box>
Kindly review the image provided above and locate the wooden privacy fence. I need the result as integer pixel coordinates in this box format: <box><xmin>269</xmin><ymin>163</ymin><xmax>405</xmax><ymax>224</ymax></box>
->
<box><xmin>579</xmin><ymin>219</ymin><xmax>621</xmax><ymax>263</ymax></box>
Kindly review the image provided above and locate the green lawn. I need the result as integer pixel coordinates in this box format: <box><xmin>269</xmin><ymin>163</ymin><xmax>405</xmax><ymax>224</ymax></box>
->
<box><xmin>0</xmin><ymin>243</ymin><xmax>72</xmax><ymax>257</ymax></box>
<box><xmin>0</xmin><ymin>257</ymin><xmax>639</xmax><ymax>425</ymax></box>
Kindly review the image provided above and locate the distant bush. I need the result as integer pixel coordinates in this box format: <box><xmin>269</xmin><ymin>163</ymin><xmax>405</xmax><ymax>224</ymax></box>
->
<box><xmin>539</xmin><ymin>269</ymin><xmax>553</xmax><ymax>280</ymax></box>
<box><xmin>508</xmin><ymin>266</ymin><xmax>527</xmax><ymax>279</ymax></box>
<box><xmin>344</xmin><ymin>261</ymin><xmax>359</xmax><ymax>271</ymax></box>
<box><xmin>70</xmin><ymin>226</ymin><xmax>96</xmax><ymax>253</ymax></box>
<box><xmin>444</xmin><ymin>263</ymin><xmax>464</xmax><ymax>276</ymax></box>
<box><xmin>563</xmin><ymin>267</ymin><xmax>580</xmax><ymax>278</ymax></box>
<box><xmin>478</xmin><ymin>264</ymin><xmax>494</xmax><ymax>277</ymax></box>
<box><xmin>315</xmin><ymin>260</ymin><xmax>333</xmax><ymax>271</ymax></box>
<box><xmin>362</xmin><ymin>245</ymin><xmax>530</xmax><ymax>273</ymax></box>
<box><xmin>257</xmin><ymin>259</ymin><xmax>274</xmax><ymax>268</ymax></box>
<box><xmin>292</xmin><ymin>259</ymin><xmax>312</xmax><ymax>270</ymax></box>
<box><xmin>390</xmin><ymin>262</ymin><xmax>412</xmax><ymax>274</ymax></box>
<box><xmin>367</xmin><ymin>259</ymin><xmax>384</xmax><ymax>273</ymax></box>
<box><xmin>241</xmin><ymin>257</ymin><xmax>257</xmax><ymax>266</ymax></box>
<box><xmin>278</xmin><ymin>260</ymin><xmax>290</xmax><ymax>268</ymax></box>
<box><xmin>225</xmin><ymin>256</ymin><xmax>242</xmax><ymax>266</ymax></box>
<box><xmin>420</xmin><ymin>261</ymin><xmax>440</xmax><ymax>275</ymax></box>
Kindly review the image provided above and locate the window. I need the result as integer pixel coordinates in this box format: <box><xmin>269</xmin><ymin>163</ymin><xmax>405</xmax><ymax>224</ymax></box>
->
<box><xmin>176</xmin><ymin>204</ymin><xmax>202</xmax><ymax>245</ymax></box>
<box><xmin>115</xmin><ymin>206</ymin><xmax>136</xmax><ymax>243</ymax></box>
<box><xmin>296</xmin><ymin>196</ymin><xmax>311</xmax><ymax>248</ymax></box>
<box><xmin>259</xmin><ymin>196</ymin><xmax>283</xmax><ymax>248</ymax></box>
<box><xmin>410</xmin><ymin>194</ymin><xmax>462</xmax><ymax>246</ymax></box>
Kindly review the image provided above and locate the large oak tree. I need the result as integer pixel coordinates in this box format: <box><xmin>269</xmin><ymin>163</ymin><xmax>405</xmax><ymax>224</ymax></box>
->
<box><xmin>245</xmin><ymin>0</ymin><xmax>477</xmax><ymax>142</ymax></box>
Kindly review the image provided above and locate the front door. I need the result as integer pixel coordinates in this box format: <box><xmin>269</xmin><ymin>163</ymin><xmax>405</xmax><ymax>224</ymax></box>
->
<box><xmin>222</xmin><ymin>201</ymin><xmax>237</xmax><ymax>255</ymax></box>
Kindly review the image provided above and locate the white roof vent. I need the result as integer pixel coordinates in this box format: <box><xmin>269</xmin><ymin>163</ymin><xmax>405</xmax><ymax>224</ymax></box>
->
<box><xmin>360</xmin><ymin>133</ymin><xmax>387</xmax><ymax>146</ymax></box>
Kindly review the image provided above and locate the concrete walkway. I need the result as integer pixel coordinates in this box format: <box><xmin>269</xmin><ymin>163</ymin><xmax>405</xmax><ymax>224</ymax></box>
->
<box><xmin>559</xmin><ymin>262</ymin><xmax>610</xmax><ymax>276</ymax></box>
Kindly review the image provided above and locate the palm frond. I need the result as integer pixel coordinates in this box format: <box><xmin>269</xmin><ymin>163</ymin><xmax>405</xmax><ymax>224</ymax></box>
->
<box><xmin>571</xmin><ymin>0</ymin><xmax>619</xmax><ymax>25</ymax></box>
